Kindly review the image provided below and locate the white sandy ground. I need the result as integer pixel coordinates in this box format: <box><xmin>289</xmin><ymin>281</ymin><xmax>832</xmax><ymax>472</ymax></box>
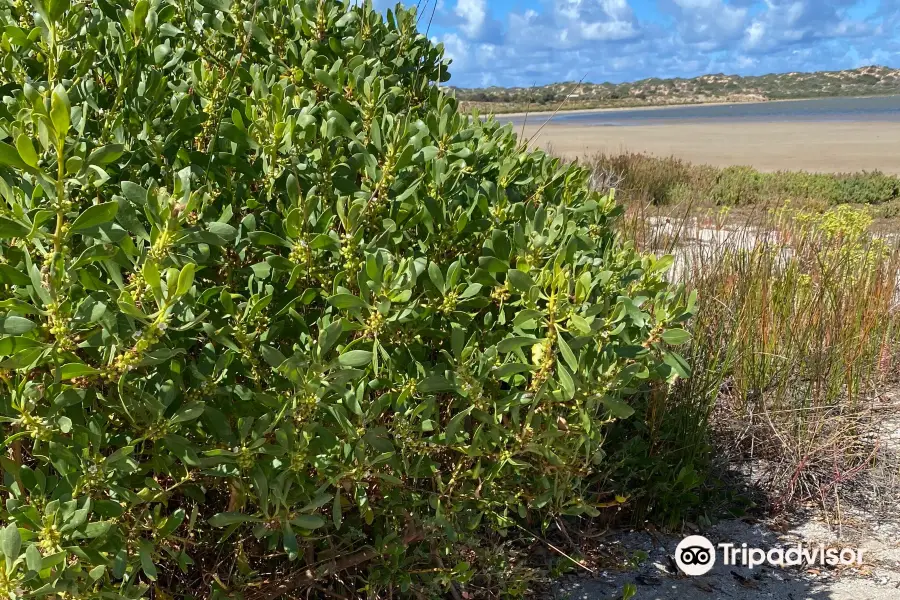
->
<box><xmin>554</xmin><ymin>516</ymin><xmax>900</xmax><ymax>600</ymax></box>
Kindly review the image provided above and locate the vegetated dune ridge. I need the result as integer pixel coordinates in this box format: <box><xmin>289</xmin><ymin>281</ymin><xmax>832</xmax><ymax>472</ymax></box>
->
<box><xmin>518</xmin><ymin>120</ymin><xmax>900</xmax><ymax>175</ymax></box>
<box><xmin>452</xmin><ymin>65</ymin><xmax>900</xmax><ymax>114</ymax></box>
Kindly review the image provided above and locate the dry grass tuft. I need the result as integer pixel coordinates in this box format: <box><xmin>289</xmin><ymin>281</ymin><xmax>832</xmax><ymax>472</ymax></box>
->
<box><xmin>622</xmin><ymin>200</ymin><xmax>900</xmax><ymax>514</ymax></box>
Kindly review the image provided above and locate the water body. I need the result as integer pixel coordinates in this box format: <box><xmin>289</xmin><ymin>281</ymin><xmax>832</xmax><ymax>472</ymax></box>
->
<box><xmin>506</xmin><ymin>95</ymin><xmax>900</xmax><ymax>127</ymax></box>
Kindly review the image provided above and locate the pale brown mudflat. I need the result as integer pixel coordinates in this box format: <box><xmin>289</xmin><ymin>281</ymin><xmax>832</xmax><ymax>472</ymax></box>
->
<box><xmin>518</xmin><ymin>121</ymin><xmax>900</xmax><ymax>174</ymax></box>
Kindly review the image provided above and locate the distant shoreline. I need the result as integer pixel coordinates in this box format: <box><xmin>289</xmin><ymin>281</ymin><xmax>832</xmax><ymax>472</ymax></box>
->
<box><xmin>475</xmin><ymin>94</ymin><xmax>900</xmax><ymax>120</ymax></box>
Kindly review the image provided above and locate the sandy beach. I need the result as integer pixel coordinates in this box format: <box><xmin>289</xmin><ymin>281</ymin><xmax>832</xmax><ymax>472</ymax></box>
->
<box><xmin>517</xmin><ymin>121</ymin><xmax>900</xmax><ymax>174</ymax></box>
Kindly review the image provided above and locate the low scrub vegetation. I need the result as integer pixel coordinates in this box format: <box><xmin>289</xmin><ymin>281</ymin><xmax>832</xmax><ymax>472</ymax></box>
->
<box><xmin>0</xmin><ymin>0</ymin><xmax>700</xmax><ymax>598</ymax></box>
<box><xmin>454</xmin><ymin>66</ymin><xmax>900</xmax><ymax>115</ymax></box>
<box><xmin>624</xmin><ymin>202</ymin><xmax>900</xmax><ymax>512</ymax></box>
<box><xmin>591</xmin><ymin>152</ymin><xmax>900</xmax><ymax>208</ymax></box>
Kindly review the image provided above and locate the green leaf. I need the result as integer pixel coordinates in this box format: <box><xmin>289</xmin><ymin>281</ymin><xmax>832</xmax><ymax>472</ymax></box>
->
<box><xmin>286</xmin><ymin>173</ymin><xmax>301</xmax><ymax>204</ymax></box>
<box><xmin>557</xmin><ymin>364</ymin><xmax>575</xmax><ymax>399</ymax></box>
<box><xmin>207</xmin><ymin>222</ymin><xmax>237</xmax><ymax>240</ymax></box>
<box><xmin>248</xmin><ymin>231</ymin><xmax>291</xmax><ymax>247</ymax></box>
<box><xmin>158</xmin><ymin>509</ymin><xmax>186</xmax><ymax>538</ymax></box>
<box><xmin>47</xmin><ymin>0</ymin><xmax>70</xmax><ymax>22</ymax></box>
<box><xmin>25</xmin><ymin>544</ymin><xmax>42</xmax><ymax>572</ymax></box>
<box><xmin>427</xmin><ymin>262</ymin><xmax>445</xmax><ymax>292</ymax></box>
<box><xmin>310</xmin><ymin>233</ymin><xmax>339</xmax><ymax>250</ymax></box>
<box><xmin>557</xmin><ymin>335</ymin><xmax>578</xmax><ymax>372</ymax></box>
<box><xmin>121</xmin><ymin>181</ymin><xmax>148</xmax><ymax>206</ymax></box>
<box><xmin>660</xmin><ymin>328</ymin><xmax>692</xmax><ymax>345</ymax></box>
<box><xmin>337</xmin><ymin>350</ymin><xmax>372</xmax><ymax>368</ymax></box>
<box><xmin>0</xmin><ymin>316</ymin><xmax>36</xmax><ymax>335</ymax></box>
<box><xmin>0</xmin><ymin>217</ymin><xmax>29</xmax><ymax>239</ymax></box>
<box><xmin>171</xmin><ymin>401</ymin><xmax>206</xmax><ymax>423</ymax></box>
<box><xmin>207</xmin><ymin>512</ymin><xmax>263</xmax><ymax>527</ymax></box>
<box><xmin>138</xmin><ymin>539</ymin><xmax>157</xmax><ymax>580</ymax></box>
<box><xmin>497</xmin><ymin>336</ymin><xmax>539</xmax><ymax>353</ymax></box>
<box><xmin>0</xmin><ymin>336</ymin><xmax>42</xmax><ymax>357</ymax></box>
<box><xmin>133</xmin><ymin>0</ymin><xmax>149</xmax><ymax>31</ymax></box>
<box><xmin>478</xmin><ymin>256</ymin><xmax>508</xmax><ymax>273</ymax></box>
<box><xmin>569</xmin><ymin>314</ymin><xmax>593</xmax><ymax>335</ymax></box>
<box><xmin>175</xmin><ymin>263</ymin><xmax>196</xmax><ymax>297</ymax></box>
<box><xmin>0</xmin><ymin>141</ymin><xmax>28</xmax><ymax>170</ymax></box>
<box><xmin>88</xmin><ymin>565</ymin><xmax>106</xmax><ymax>581</ymax></box>
<box><xmin>446</xmin><ymin>406</ymin><xmax>474</xmax><ymax>442</ymax></box>
<box><xmin>662</xmin><ymin>350</ymin><xmax>691</xmax><ymax>379</ymax></box>
<box><xmin>71</xmin><ymin>202</ymin><xmax>118</xmax><ymax>232</ymax></box>
<box><xmin>327</xmin><ymin>294</ymin><xmax>368</xmax><ymax>310</ymax></box>
<box><xmin>86</xmin><ymin>144</ymin><xmax>125</xmax><ymax>166</ymax></box>
<box><xmin>60</xmin><ymin>362</ymin><xmax>101</xmax><ymax>380</ymax></box>
<box><xmin>260</xmin><ymin>344</ymin><xmax>286</xmax><ymax>368</ymax></box>
<box><xmin>600</xmin><ymin>395</ymin><xmax>634</xmax><ymax>419</ymax></box>
<box><xmin>417</xmin><ymin>146</ymin><xmax>439</xmax><ymax>162</ymax></box>
<box><xmin>196</xmin><ymin>0</ymin><xmax>232</xmax><ymax>11</ymax></box>
<box><xmin>512</xmin><ymin>309</ymin><xmax>544</xmax><ymax>328</ymax></box>
<box><xmin>506</xmin><ymin>269</ymin><xmax>534</xmax><ymax>293</ymax></box>
<box><xmin>418</xmin><ymin>374</ymin><xmax>453</xmax><ymax>392</ymax></box>
<box><xmin>143</xmin><ymin>260</ymin><xmax>162</xmax><ymax>297</ymax></box>
<box><xmin>15</xmin><ymin>134</ymin><xmax>38</xmax><ymax>168</ymax></box>
<box><xmin>318</xmin><ymin>320</ymin><xmax>343</xmax><ymax>356</ymax></box>
<box><xmin>290</xmin><ymin>514</ymin><xmax>326</xmax><ymax>530</ymax></box>
<box><xmin>315</xmin><ymin>69</ymin><xmax>340</xmax><ymax>93</ymax></box>
<box><xmin>153</xmin><ymin>42</ymin><xmax>171</xmax><ymax>64</ymax></box>
<box><xmin>50</xmin><ymin>84</ymin><xmax>71</xmax><ymax>139</ymax></box>
<box><xmin>0</xmin><ymin>523</ymin><xmax>21</xmax><ymax>560</ymax></box>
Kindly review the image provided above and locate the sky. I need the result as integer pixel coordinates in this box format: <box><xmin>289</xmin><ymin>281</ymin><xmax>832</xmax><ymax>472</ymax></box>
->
<box><xmin>370</xmin><ymin>0</ymin><xmax>900</xmax><ymax>88</ymax></box>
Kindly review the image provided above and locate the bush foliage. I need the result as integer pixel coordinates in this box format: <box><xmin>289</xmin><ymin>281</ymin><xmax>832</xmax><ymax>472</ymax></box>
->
<box><xmin>0</xmin><ymin>0</ymin><xmax>692</xmax><ymax>596</ymax></box>
<box><xmin>592</xmin><ymin>152</ymin><xmax>900</xmax><ymax>207</ymax></box>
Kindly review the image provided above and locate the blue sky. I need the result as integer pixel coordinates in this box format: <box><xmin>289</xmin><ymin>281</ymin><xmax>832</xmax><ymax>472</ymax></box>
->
<box><xmin>371</xmin><ymin>0</ymin><xmax>899</xmax><ymax>88</ymax></box>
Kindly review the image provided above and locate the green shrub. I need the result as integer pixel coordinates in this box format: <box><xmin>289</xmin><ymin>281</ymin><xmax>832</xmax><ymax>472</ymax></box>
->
<box><xmin>0</xmin><ymin>0</ymin><xmax>693</xmax><ymax>597</ymax></box>
<box><xmin>590</xmin><ymin>152</ymin><xmax>701</xmax><ymax>205</ymax></box>
<box><xmin>709</xmin><ymin>166</ymin><xmax>764</xmax><ymax>205</ymax></box>
<box><xmin>836</xmin><ymin>171</ymin><xmax>900</xmax><ymax>205</ymax></box>
<box><xmin>592</xmin><ymin>152</ymin><xmax>900</xmax><ymax>207</ymax></box>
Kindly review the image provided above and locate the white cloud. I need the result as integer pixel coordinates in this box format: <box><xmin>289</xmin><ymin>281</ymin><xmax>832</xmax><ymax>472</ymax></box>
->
<box><xmin>439</xmin><ymin>32</ymin><xmax>470</xmax><ymax>69</ymax></box>
<box><xmin>454</xmin><ymin>0</ymin><xmax>487</xmax><ymax>39</ymax></box>
<box><xmin>665</xmin><ymin>0</ymin><xmax>748</xmax><ymax>50</ymax></box>
<box><xmin>740</xmin><ymin>0</ymin><xmax>873</xmax><ymax>53</ymax></box>
<box><xmin>414</xmin><ymin>0</ymin><xmax>894</xmax><ymax>87</ymax></box>
<box><xmin>554</xmin><ymin>0</ymin><xmax>640</xmax><ymax>42</ymax></box>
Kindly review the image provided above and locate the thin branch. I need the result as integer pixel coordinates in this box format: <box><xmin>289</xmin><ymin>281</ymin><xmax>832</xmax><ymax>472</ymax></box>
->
<box><xmin>525</xmin><ymin>74</ymin><xmax>588</xmax><ymax>148</ymax></box>
<box><xmin>511</xmin><ymin>521</ymin><xmax>596</xmax><ymax>575</ymax></box>
<box><xmin>519</xmin><ymin>81</ymin><xmax>537</xmax><ymax>143</ymax></box>
<box><xmin>248</xmin><ymin>528</ymin><xmax>425</xmax><ymax>600</ymax></box>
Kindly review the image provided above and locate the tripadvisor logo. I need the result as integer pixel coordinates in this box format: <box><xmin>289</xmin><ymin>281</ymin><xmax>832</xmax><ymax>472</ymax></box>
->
<box><xmin>675</xmin><ymin>535</ymin><xmax>716</xmax><ymax>575</ymax></box>
<box><xmin>674</xmin><ymin>535</ymin><xmax>865</xmax><ymax>576</ymax></box>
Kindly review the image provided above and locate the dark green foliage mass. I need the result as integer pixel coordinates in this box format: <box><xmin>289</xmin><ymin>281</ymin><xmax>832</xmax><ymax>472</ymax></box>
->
<box><xmin>0</xmin><ymin>0</ymin><xmax>693</xmax><ymax>596</ymax></box>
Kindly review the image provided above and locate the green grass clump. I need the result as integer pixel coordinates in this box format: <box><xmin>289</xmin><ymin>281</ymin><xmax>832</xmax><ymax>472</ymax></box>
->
<box><xmin>591</xmin><ymin>152</ymin><xmax>900</xmax><ymax>207</ymax></box>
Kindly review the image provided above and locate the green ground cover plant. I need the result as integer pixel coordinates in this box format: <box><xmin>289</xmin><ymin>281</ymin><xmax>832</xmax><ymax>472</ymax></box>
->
<box><xmin>0</xmin><ymin>0</ymin><xmax>695</xmax><ymax>597</ymax></box>
<box><xmin>591</xmin><ymin>152</ymin><xmax>900</xmax><ymax>208</ymax></box>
